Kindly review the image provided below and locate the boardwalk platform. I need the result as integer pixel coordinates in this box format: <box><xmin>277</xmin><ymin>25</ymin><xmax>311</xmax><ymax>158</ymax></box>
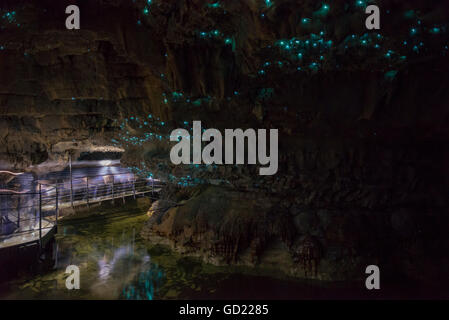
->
<box><xmin>0</xmin><ymin>220</ymin><xmax>55</xmax><ymax>250</ymax></box>
<box><xmin>0</xmin><ymin>171</ymin><xmax>163</xmax><ymax>260</ymax></box>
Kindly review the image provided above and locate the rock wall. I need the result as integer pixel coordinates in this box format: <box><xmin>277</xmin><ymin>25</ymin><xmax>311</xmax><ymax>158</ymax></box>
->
<box><xmin>0</xmin><ymin>0</ymin><xmax>448</xmax><ymax>282</ymax></box>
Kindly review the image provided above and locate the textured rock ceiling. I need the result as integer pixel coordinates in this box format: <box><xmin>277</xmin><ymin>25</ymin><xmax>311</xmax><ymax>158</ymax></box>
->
<box><xmin>0</xmin><ymin>0</ymin><xmax>448</xmax><ymax>169</ymax></box>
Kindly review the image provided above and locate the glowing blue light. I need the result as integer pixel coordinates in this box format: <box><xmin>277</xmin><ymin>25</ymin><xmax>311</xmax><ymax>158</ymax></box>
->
<box><xmin>404</xmin><ymin>10</ymin><xmax>415</xmax><ymax>19</ymax></box>
<box><xmin>208</xmin><ymin>2</ymin><xmax>220</xmax><ymax>8</ymax></box>
<box><xmin>431</xmin><ymin>27</ymin><xmax>441</xmax><ymax>34</ymax></box>
<box><xmin>384</xmin><ymin>70</ymin><xmax>398</xmax><ymax>81</ymax></box>
<box><xmin>309</xmin><ymin>62</ymin><xmax>319</xmax><ymax>71</ymax></box>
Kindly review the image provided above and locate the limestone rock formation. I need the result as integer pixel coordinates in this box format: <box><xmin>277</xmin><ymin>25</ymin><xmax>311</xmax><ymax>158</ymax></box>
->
<box><xmin>1</xmin><ymin>0</ymin><xmax>449</xmax><ymax>283</ymax></box>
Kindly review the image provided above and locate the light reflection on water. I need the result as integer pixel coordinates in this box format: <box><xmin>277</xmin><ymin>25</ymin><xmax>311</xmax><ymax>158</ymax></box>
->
<box><xmin>98</xmin><ymin>245</ymin><xmax>134</xmax><ymax>281</ymax></box>
<box><xmin>51</xmin><ymin>219</ymin><xmax>166</xmax><ymax>300</ymax></box>
<box><xmin>0</xmin><ymin>203</ymin><xmax>171</xmax><ymax>300</ymax></box>
<box><xmin>1</xmin><ymin>204</ymin><xmax>411</xmax><ymax>300</ymax></box>
<box><xmin>92</xmin><ymin>243</ymin><xmax>165</xmax><ymax>300</ymax></box>
<box><xmin>120</xmin><ymin>260</ymin><xmax>165</xmax><ymax>300</ymax></box>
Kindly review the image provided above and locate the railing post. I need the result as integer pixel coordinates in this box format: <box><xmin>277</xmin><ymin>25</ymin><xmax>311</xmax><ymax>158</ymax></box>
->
<box><xmin>55</xmin><ymin>184</ymin><xmax>59</xmax><ymax>226</ymax></box>
<box><xmin>133</xmin><ymin>179</ymin><xmax>136</xmax><ymax>199</ymax></box>
<box><xmin>151</xmin><ymin>178</ymin><xmax>154</xmax><ymax>198</ymax></box>
<box><xmin>111</xmin><ymin>176</ymin><xmax>115</xmax><ymax>204</ymax></box>
<box><xmin>39</xmin><ymin>183</ymin><xmax>42</xmax><ymax>248</ymax></box>
<box><xmin>86</xmin><ymin>177</ymin><xmax>90</xmax><ymax>207</ymax></box>
<box><xmin>17</xmin><ymin>195</ymin><xmax>21</xmax><ymax>229</ymax></box>
<box><xmin>1</xmin><ymin>194</ymin><xmax>6</xmax><ymax>227</ymax></box>
<box><xmin>0</xmin><ymin>194</ymin><xmax>2</xmax><ymax>229</ymax></box>
<box><xmin>70</xmin><ymin>155</ymin><xmax>73</xmax><ymax>208</ymax></box>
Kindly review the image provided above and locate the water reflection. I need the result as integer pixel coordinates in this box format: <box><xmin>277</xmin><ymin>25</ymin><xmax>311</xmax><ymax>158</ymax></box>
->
<box><xmin>87</xmin><ymin>244</ymin><xmax>165</xmax><ymax>300</ymax></box>
<box><xmin>0</xmin><ymin>202</ymin><xmax>403</xmax><ymax>300</ymax></box>
<box><xmin>121</xmin><ymin>260</ymin><xmax>165</xmax><ymax>300</ymax></box>
<box><xmin>51</xmin><ymin>216</ymin><xmax>165</xmax><ymax>300</ymax></box>
<box><xmin>98</xmin><ymin>246</ymin><xmax>133</xmax><ymax>281</ymax></box>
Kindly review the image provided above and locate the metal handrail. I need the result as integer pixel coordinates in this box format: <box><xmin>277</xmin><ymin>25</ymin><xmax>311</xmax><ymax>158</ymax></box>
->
<box><xmin>1</xmin><ymin>171</ymin><xmax>164</xmax><ymax>243</ymax></box>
